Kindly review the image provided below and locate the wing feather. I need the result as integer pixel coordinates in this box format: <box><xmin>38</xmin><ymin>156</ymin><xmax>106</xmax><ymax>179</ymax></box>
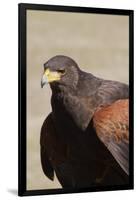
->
<box><xmin>93</xmin><ymin>99</ymin><xmax>129</xmax><ymax>175</ymax></box>
<box><xmin>40</xmin><ymin>113</ymin><xmax>54</xmax><ymax>180</ymax></box>
<box><xmin>40</xmin><ymin>113</ymin><xmax>68</xmax><ymax>181</ymax></box>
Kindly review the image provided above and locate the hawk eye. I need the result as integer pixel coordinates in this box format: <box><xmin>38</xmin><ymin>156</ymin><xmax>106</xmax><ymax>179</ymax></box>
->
<box><xmin>57</xmin><ymin>69</ymin><xmax>66</xmax><ymax>75</ymax></box>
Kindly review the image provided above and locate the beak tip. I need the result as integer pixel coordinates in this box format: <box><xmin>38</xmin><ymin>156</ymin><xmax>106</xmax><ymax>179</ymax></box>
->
<box><xmin>41</xmin><ymin>75</ymin><xmax>48</xmax><ymax>88</ymax></box>
<box><xmin>41</xmin><ymin>79</ymin><xmax>48</xmax><ymax>88</ymax></box>
<box><xmin>41</xmin><ymin>81</ymin><xmax>43</xmax><ymax>88</ymax></box>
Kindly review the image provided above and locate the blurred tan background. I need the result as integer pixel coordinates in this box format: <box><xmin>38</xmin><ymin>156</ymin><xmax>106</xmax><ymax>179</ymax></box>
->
<box><xmin>27</xmin><ymin>10</ymin><xmax>129</xmax><ymax>190</ymax></box>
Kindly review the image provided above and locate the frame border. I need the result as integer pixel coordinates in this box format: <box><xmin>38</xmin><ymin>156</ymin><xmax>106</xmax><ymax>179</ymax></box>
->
<box><xmin>18</xmin><ymin>3</ymin><xmax>134</xmax><ymax>196</ymax></box>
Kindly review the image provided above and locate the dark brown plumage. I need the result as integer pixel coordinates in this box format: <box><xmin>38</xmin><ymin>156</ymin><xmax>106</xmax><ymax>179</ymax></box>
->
<box><xmin>40</xmin><ymin>55</ymin><xmax>129</xmax><ymax>188</ymax></box>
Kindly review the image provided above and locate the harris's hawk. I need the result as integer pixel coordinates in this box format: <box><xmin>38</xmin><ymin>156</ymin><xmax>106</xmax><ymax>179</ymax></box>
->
<box><xmin>40</xmin><ymin>55</ymin><xmax>129</xmax><ymax>188</ymax></box>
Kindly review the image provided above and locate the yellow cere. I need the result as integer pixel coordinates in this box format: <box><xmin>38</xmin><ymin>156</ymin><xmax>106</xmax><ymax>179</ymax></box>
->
<box><xmin>44</xmin><ymin>68</ymin><xmax>61</xmax><ymax>83</ymax></box>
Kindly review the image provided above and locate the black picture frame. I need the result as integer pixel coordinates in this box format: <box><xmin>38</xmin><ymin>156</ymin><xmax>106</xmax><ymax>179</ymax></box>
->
<box><xmin>18</xmin><ymin>3</ymin><xmax>134</xmax><ymax>196</ymax></box>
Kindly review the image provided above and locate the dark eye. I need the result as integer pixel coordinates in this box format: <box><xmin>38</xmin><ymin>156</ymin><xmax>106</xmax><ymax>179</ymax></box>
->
<box><xmin>57</xmin><ymin>69</ymin><xmax>66</xmax><ymax>75</ymax></box>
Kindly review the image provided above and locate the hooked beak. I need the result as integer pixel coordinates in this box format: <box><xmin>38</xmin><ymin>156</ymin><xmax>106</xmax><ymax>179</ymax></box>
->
<box><xmin>41</xmin><ymin>73</ymin><xmax>48</xmax><ymax>88</ymax></box>
<box><xmin>41</xmin><ymin>68</ymin><xmax>61</xmax><ymax>88</ymax></box>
